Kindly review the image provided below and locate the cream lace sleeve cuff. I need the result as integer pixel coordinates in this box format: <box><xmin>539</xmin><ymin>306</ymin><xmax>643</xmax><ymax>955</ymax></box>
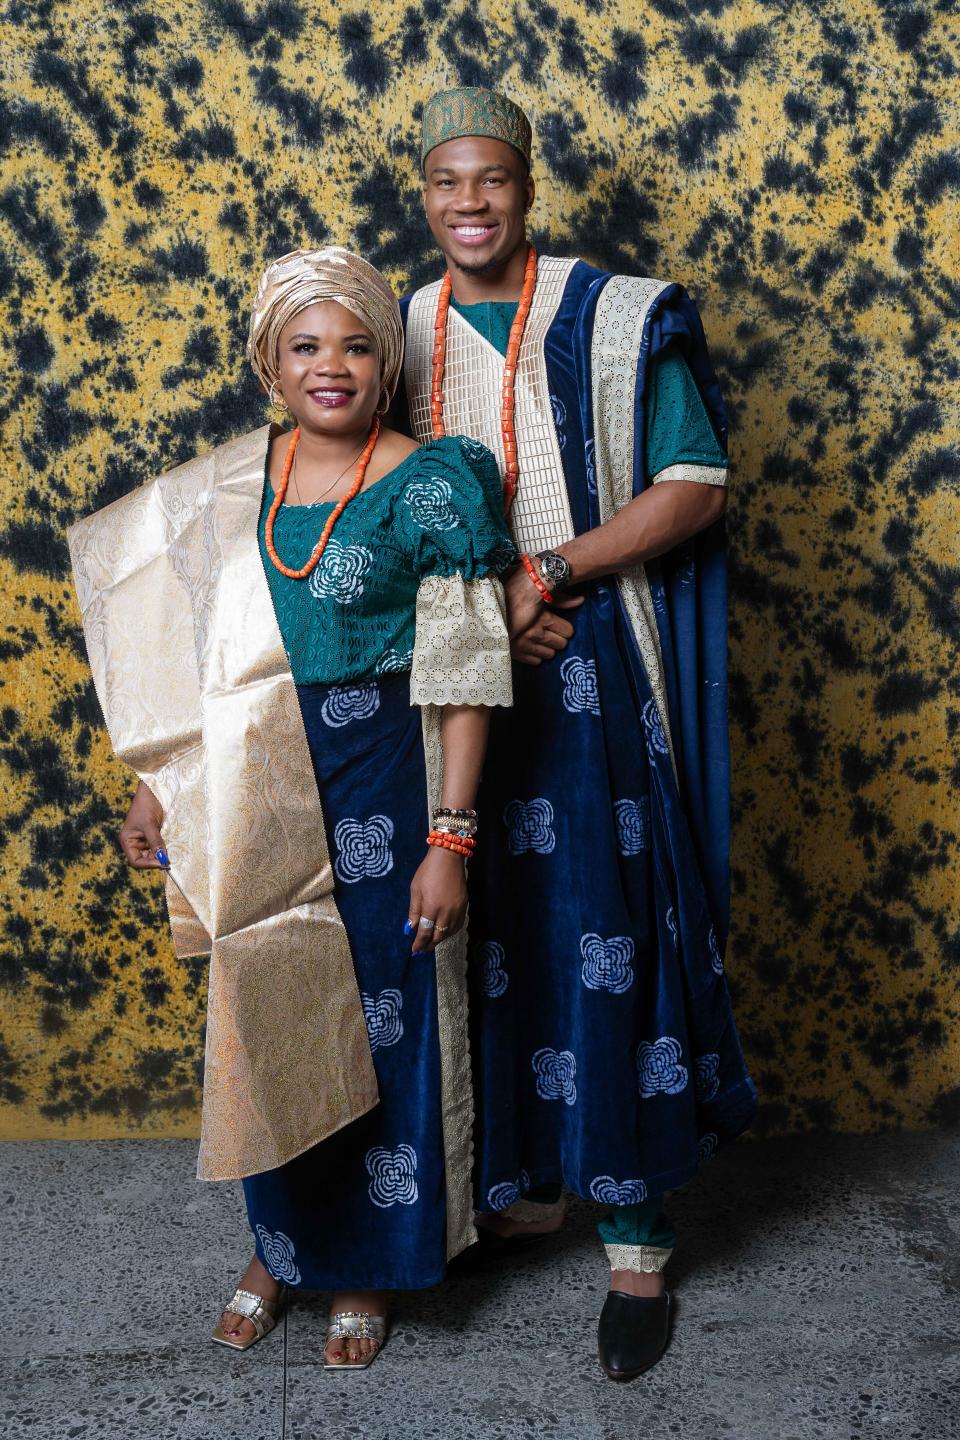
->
<box><xmin>411</xmin><ymin>574</ymin><xmax>513</xmax><ymax>708</ymax></box>
<box><xmin>651</xmin><ymin>462</ymin><xmax>727</xmax><ymax>487</ymax></box>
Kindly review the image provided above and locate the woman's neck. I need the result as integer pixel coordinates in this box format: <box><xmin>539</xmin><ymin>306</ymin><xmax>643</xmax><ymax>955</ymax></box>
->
<box><xmin>294</xmin><ymin>420</ymin><xmax>373</xmax><ymax>470</ymax></box>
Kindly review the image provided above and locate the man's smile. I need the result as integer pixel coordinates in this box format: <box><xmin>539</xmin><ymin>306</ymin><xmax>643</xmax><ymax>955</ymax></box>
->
<box><xmin>447</xmin><ymin>221</ymin><xmax>500</xmax><ymax>246</ymax></box>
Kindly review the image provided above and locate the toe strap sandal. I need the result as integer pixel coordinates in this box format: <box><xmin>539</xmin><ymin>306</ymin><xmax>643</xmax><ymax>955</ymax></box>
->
<box><xmin>597</xmin><ymin>1289</ymin><xmax>671</xmax><ymax>1382</ymax></box>
<box><xmin>324</xmin><ymin>1310</ymin><xmax>388</xmax><ymax>1371</ymax></box>
<box><xmin>211</xmin><ymin>1286</ymin><xmax>283</xmax><ymax>1351</ymax></box>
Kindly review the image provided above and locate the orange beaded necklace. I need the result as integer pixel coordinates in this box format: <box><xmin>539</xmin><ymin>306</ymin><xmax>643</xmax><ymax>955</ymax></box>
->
<box><xmin>431</xmin><ymin>245</ymin><xmax>537</xmax><ymax>517</ymax></box>
<box><xmin>263</xmin><ymin>417</ymin><xmax>381</xmax><ymax>580</ymax></box>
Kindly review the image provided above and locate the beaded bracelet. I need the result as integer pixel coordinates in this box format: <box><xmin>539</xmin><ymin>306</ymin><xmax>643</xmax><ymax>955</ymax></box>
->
<box><xmin>427</xmin><ymin>830</ymin><xmax>476</xmax><ymax>857</ymax></box>
<box><xmin>428</xmin><ymin>828</ymin><xmax>476</xmax><ymax>847</ymax></box>
<box><xmin>432</xmin><ymin>809</ymin><xmax>478</xmax><ymax>837</ymax></box>
<box><xmin>520</xmin><ymin>552</ymin><xmax>553</xmax><ymax>604</ymax></box>
<box><xmin>433</xmin><ymin>820</ymin><xmax>478</xmax><ymax>838</ymax></box>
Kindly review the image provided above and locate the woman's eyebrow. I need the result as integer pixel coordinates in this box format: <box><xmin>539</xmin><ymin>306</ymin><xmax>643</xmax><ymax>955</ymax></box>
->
<box><xmin>287</xmin><ymin>331</ymin><xmax>372</xmax><ymax>343</ymax></box>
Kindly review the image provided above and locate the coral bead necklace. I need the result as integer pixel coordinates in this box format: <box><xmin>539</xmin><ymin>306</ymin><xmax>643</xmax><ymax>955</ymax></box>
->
<box><xmin>264</xmin><ymin>417</ymin><xmax>381</xmax><ymax>580</ymax></box>
<box><xmin>431</xmin><ymin>245</ymin><xmax>537</xmax><ymax>517</ymax></box>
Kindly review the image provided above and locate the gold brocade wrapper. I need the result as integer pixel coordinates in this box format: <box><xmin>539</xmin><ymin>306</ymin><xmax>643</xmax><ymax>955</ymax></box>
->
<box><xmin>68</xmin><ymin>426</ymin><xmax>379</xmax><ymax>1181</ymax></box>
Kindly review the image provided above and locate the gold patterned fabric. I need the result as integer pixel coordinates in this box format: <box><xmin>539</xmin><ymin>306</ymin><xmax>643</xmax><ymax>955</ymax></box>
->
<box><xmin>68</xmin><ymin>426</ymin><xmax>379</xmax><ymax>1181</ymax></box>
<box><xmin>588</xmin><ymin>272</ymin><xmax>677</xmax><ymax>761</ymax></box>
<box><xmin>418</xmin><ymin>702</ymin><xmax>476</xmax><ymax>1258</ymax></box>
<box><xmin>652</xmin><ymin>462</ymin><xmax>727</xmax><ymax>487</ymax></box>
<box><xmin>411</xmin><ymin>575</ymin><xmax>513</xmax><ymax>708</ymax></box>
<box><xmin>421</xmin><ymin>87</ymin><xmax>532</xmax><ymax>169</ymax></box>
<box><xmin>603</xmin><ymin>1243</ymin><xmax>673</xmax><ymax>1274</ymax></box>
<box><xmin>247</xmin><ymin>247</ymin><xmax>404</xmax><ymax>407</ymax></box>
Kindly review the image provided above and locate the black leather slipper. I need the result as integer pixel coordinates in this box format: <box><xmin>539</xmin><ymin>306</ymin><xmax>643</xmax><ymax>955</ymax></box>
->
<box><xmin>597</xmin><ymin>1289</ymin><xmax>671</xmax><ymax>1381</ymax></box>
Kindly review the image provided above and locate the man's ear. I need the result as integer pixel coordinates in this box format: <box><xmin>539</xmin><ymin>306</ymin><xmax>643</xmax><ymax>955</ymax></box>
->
<box><xmin>525</xmin><ymin>174</ymin><xmax>536</xmax><ymax>214</ymax></box>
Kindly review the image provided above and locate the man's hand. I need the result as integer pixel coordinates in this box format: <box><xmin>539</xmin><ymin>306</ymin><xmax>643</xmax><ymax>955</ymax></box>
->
<box><xmin>119</xmin><ymin>780</ymin><xmax>165</xmax><ymax>868</ymax></box>
<box><xmin>504</xmin><ymin>565</ymin><xmax>583</xmax><ymax>666</ymax></box>
<box><xmin>512</xmin><ymin>607</ymin><xmax>581</xmax><ymax>665</ymax></box>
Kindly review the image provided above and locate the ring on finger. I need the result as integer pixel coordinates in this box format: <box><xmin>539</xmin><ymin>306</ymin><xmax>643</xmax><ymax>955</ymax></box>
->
<box><xmin>435</xmin><ymin>924</ymin><xmax>449</xmax><ymax>934</ymax></box>
<box><xmin>419</xmin><ymin>917</ymin><xmax>436</xmax><ymax>929</ymax></box>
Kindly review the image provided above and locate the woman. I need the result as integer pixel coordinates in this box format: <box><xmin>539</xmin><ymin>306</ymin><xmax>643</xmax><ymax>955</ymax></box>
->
<box><xmin>68</xmin><ymin>247</ymin><xmax>516</xmax><ymax>1368</ymax></box>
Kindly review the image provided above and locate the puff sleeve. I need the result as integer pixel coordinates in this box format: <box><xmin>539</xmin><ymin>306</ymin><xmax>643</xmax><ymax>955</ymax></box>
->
<box><xmin>399</xmin><ymin>436</ymin><xmax>516</xmax><ymax>708</ymax></box>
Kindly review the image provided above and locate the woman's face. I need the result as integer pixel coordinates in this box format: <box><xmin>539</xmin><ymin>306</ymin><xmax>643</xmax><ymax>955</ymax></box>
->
<box><xmin>274</xmin><ymin>300</ymin><xmax>382</xmax><ymax>436</ymax></box>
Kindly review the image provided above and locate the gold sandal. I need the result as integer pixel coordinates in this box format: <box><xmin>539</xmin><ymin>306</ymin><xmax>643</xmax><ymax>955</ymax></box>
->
<box><xmin>211</xmin><ymin>1286</ymin><xmax>283</xmax><ymax>1351</ymax></box>
<box><xmin>323</xmin><ymin>1310</ymin><xmax>387</xmax><ymax>1371</ymax></box>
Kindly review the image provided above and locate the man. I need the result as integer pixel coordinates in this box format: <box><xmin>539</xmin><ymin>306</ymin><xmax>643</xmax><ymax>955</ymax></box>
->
<box><xmin>395</xmin><ymin>88</ymin><xmax>757</xmax><ymax>1381</ymax></box>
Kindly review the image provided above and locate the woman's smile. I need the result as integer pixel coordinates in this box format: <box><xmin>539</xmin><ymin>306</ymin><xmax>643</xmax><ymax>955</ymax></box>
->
<box><xmin>306</xmin><ymin>386</ymin><xmax>355</xmax><ymax>408</ymax></box>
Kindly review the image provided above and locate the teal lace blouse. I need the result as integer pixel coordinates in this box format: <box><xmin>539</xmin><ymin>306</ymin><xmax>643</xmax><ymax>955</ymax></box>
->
<box><xmin>450</xmin><ymin>300</ymin><xmax>727</xmax><ymax>478</ymax></box>
<box><xmin>259</xmin><ymin>435</ymin><xmax>516</xmax><ymax>686</ymax></box>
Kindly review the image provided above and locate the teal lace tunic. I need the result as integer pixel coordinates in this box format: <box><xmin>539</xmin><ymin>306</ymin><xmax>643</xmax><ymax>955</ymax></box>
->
<box><xmin>450</xmin><ymin>300</ymin><xmax>727</xmax><ymax>479</ymax></box>
<box><xmin>259</xmin><ymin>434</ymin><xmax>516</xmax><ymax>687</ymax></box>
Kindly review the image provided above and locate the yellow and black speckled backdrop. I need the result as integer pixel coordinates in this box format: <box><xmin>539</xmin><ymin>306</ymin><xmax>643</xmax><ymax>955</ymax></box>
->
<box><xmin>1</xmin><ymin>2</ymin><xmax>958</xmax><ymax>1140</ymax></box>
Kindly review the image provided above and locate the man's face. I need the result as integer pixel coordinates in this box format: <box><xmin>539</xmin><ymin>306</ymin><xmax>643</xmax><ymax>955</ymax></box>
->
<box><xmin>422</xmin><ymin>136</ymin><xmax>534</xmax><ymax>276</ymax></box>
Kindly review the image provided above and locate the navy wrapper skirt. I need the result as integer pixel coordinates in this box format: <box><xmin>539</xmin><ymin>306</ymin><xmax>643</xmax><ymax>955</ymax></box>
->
<box><xmin>242</xmin><ymin>674</ymin><xmax>447</xmax><ymax>1291</ymax></box>
<box><xmin>467</xmin><ymin>580</ymin><xmax>757</xmax><ymax>1214</ymax></box>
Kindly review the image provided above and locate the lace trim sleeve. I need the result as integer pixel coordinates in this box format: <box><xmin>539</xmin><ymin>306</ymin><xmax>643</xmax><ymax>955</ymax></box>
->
<box><xmin>411</xmin><ymin>574</ymin><xmax>513</xmax><ymax>708</ymax></box>
<box><xmin>651</xmin><ymin>461</ymin><xmax>728</xmax><ymax>487</ymax></box>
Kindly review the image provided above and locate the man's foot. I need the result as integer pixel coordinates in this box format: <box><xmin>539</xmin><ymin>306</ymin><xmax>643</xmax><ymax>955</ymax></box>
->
<box><xmin>475</xmin><ymin>1210</ymin><xmax>565</xmax><ymax>1240</ymax></box>
<box><xmin>219</xmin><ymin>1254</ymin><xmax>282</xmax><ymax>1345</ymax></box>
<box><xmin>598</xmin><ymin>1270</ymin><xmax>670</xmax><ymax>1381</ymax></box>
<box><xmin>609</xmin><ymin>1267</ymin><xmax>665</xmax><ymax>1298</ymax></box>
<box><xmin>324</xmin><ymin>1290</ymin><xmax>387</xmax><ymax>1366</ymax></box>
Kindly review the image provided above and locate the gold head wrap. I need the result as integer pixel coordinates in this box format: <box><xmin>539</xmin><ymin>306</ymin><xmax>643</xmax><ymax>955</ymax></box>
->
<box><xmin>247</xmin><ymin>246</ymin><xmax>404</xmax><ymax>408</ymax></box>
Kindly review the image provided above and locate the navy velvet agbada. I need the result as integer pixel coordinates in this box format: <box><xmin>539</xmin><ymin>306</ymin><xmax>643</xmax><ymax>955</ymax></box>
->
<box><xmin>399</xmin><ymin>261</ymin><xmax>757</xmax><ymax>1213</ymax></box>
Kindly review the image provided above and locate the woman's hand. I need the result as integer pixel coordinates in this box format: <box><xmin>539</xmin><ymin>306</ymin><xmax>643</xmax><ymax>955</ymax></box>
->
<box><xmin>119</xmin><ymin>780</ymin><xmax>165</xmax><ymax>869</ymax></box>
<box><xmin>406</xmin><ymin>847</ymin><xmax>468</xmax><ymax>955</ymax></box>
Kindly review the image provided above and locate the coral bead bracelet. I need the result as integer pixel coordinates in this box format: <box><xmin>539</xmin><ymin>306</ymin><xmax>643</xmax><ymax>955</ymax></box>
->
<box><xmin>520</xmin><ymin>552</ymin><xmax>553</xmax><ymax>603</ymax></box>
<box><xmin>427</xmin><ymin>830</ymin><xmax>476</xmax><ymax>858</ymax></box>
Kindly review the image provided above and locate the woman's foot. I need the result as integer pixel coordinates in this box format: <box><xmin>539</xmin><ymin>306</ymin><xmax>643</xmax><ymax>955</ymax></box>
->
<box><xmin>219</xmin><ymin>1254</ymin><xmax>282</xmax><ymax>1345</ymax></box>
<box><xmin>324</xmin><ymin>1290</ymin><xmax>388</xmax><ymax>1366</ymax></box>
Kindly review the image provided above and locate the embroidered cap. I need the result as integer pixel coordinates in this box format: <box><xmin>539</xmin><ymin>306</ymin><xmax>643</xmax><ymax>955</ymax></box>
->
<box><xmin>421</xmin><ymin>87</ymin><xmax>532</xmax><ymax>171</ymax></box>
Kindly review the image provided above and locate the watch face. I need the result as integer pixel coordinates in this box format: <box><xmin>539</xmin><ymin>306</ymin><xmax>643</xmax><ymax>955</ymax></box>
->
<box><xmin>538</xmin><ymin>551</ymin><xmax>570</xmax><ymax>585</ymax></box>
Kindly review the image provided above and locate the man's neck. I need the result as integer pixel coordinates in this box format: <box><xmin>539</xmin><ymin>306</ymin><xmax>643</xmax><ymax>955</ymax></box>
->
<box><xmin>447</xmin><ymin>239</ymin><xmax>530</xmax><ymax>305</ymax></box>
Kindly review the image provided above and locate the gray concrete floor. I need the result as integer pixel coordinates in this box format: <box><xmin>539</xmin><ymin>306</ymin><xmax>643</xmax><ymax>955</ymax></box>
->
<box><xmin>2</xmin><ymin>1132</ymin><xmax>957</xmax><ymax>1440</ymax></box>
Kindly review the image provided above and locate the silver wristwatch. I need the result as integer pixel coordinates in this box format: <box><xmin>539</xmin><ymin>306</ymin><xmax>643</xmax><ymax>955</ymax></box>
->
<box><xmin>535</xmin><ymin>549</ymin><xmax>572</xmax><ymax>591</ymax></box>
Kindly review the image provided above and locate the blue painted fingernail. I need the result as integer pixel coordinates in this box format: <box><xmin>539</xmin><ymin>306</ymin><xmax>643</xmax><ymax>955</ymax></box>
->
<box><xmin>412</xmin><ymin>950</ymin><xmax>431</xmax><ymax>958</ymax></box>
<box><xmin>403</xmin><ymin>920</ymin><xmax>414</xmax><ymax>936</ymax></box>
<box><xmin>156</xmin><ymin>849</ymin><xmax>169</xmax><ymax>867</ymax></box>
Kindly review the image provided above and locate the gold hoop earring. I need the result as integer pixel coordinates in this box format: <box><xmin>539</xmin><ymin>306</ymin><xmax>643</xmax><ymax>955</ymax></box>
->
<box><xmin>376</xmin><ymin>390</ymin><xmax>390</xmax><ymax>416</ymax></box>
<box><xmin>268</xmin><ymin>382</ymin><xmax>281</xmax><ymax>408</ymax></box>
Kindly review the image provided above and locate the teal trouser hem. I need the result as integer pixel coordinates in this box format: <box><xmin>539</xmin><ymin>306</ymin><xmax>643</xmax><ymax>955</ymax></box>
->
<box><xmin>524</xmin><ymin>1183</ymin><xmax>674</xmax><ymax>1251</ymax></box>
<box><xmin>596</xmin><ymin>1195</ymin><xmax>675</xmax><ymax>1250</ymax></box>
